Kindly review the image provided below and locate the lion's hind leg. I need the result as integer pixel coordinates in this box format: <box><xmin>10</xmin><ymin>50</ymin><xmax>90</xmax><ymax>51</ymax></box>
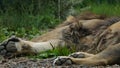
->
<box><xmin>53</xmin><ymin>52</ymin><xmax>95</xmax><ymax>66</ymax></box>
<box><xmin>53</xmin><ymin>55</ymin><xmax>107</xmax><ymax>66</ymax></box>
<box><xmin>54</xmin><ymin>43</ymin><xmax>120</xmax><ymax>66</ymax></box>
<box><xmin>54</xmin><ymin>51</ymin><xmax>95</xmax><ymax>65</ymax></box>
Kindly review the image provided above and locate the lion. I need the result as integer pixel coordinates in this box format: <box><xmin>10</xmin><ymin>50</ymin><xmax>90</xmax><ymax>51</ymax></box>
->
<box><xmin>0</xmin><ymin>12</ymin><xmax>120</xmax><ymax>66</ymax></box>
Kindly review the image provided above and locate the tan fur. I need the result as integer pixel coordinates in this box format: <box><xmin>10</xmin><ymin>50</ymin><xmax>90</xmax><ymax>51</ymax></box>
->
<box><xmin>82</xmin><ymin>19</ymin><xmax>105</xmax><ymax>29</ymax></box>
<box><xmin>31</xmin><ymin>26</ymin><xmax>68</xmax><ymax>42</ymax></box>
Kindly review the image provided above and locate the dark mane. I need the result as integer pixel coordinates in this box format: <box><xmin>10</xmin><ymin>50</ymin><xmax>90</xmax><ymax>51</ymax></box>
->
<box><xmin>88</xmin><ymin>17</ymin><xmax>120</xmax><ymax>53</ymax></box>
<box><xmin>61</xmin><ymin>14</ymin><xmax>120</xmax><ymax>53</ymax></box>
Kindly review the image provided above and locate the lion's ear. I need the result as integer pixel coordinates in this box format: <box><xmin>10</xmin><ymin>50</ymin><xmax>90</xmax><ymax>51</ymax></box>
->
<box><xmin>66</xmin><ymin>15</ymin><xmax>76</xmax><ymax>22</ymax></box>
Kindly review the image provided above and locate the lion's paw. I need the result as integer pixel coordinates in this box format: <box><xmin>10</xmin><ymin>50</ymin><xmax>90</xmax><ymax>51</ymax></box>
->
<box><xmin>69</xmin><ymin>52</ymin><xmax>86</xmax><ymax>58</ymax></box>
<box><xmin>0</xmin><ymin>36</ymin><xmax>20</xmax><ymax>58</ymax></box>
<box><xmin>53</xmin><ymin>56</ymin><xmax>73</xmax><ymax>66</ymax></box>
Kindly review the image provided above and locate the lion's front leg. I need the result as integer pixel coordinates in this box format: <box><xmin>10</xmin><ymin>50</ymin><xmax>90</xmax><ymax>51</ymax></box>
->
<box><xmin>0</xmin><ymin>37</ymin><xmax>24</xmax><ymax>58</ymax></box>
<box><xmin>0</xmin><ymin>37</ymin><xmax>64</xmax><ymax>58</ymax></box>
<box><xmin>0</xmin><ymin>37</ymin><xmax>35</xmax><ymax>58</ymax></box>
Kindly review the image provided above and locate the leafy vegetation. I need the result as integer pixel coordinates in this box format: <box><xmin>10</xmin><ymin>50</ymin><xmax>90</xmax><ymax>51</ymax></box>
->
<box><xmin>0</xmin><ymin>0</ymin><xmax>120</xmax><ymax>58</ymax></box>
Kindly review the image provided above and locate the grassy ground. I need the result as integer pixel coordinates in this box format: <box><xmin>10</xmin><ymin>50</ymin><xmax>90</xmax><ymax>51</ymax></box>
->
<box><xmin>0</xmin><ymin>13</ymin><xmax>60</xmax><ymax>41</ymax></box>
<box><xmin>74</xmin><ymin>0</ymin><xmax>120</xmax><ymax>16</ymax></box>
<box><xmin>90</xmin><ymin>3</ymin><xmax>120</xmax><ymax>16</ymax></box>
<box><xmin>28</xmin><ymin>46</ymin><xmax>75</xmax><ymax>59</ymax></box>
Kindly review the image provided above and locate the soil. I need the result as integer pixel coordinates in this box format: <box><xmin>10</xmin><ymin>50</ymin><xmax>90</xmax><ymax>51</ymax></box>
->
<box><xmin>0</xmin><ymin>57</ymin><xmax>119</xmax><ymax>68</ymax></box>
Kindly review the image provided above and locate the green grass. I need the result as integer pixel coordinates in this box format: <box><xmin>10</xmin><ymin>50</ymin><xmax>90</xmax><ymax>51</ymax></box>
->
<box><xmin>0</xmin><ymin>13</ymin><xmax>60</xmax><ymax>42</ymax></box>
<box><xmin>0</xmin><ymin>27</ymin><xmax>45</xmax><ymax>42</ymax></box>
<box><xmin>90</xmin><ymin>3</ymin><xmax>120</xmax><ymax>17</ymax></box>
<box><xmin>74</xmin><ymin>0</ymin><xmax>120</xmax><ymax>17</ymax></box>
<box><xmin>28</xmin><ymin>46</ymin><xmax>75</xmax><ymax>59</ymax></box>
<box><xmin>0</xmin><ymin>0</ymin><xmax>60</xmax><ymax>42</ymax></box>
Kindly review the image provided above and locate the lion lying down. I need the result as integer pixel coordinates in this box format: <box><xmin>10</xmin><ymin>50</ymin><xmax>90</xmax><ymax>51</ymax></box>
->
<box><xmin>0</xmin><ymin>12</ymin><xmax>120</xmax><ymax>66</ymax></box>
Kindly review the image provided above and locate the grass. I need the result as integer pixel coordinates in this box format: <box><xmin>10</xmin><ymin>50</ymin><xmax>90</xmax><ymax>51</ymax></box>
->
<box><xmin>0</xmin><ymin>27</ymin><xmax>45</xmax><ymax>42</ymax></box>
<box><xmin>90</xmin><ymin>3</ymin><xmax>120</xmax><ymax>17</ymax></box>
<box><xmin>28</xmin><ymin>46</ymin><xmax>75</xmax><ymax>59</ymax></box>
<box><xmin>74</xmin><ymin>0</ymin><xmax>120</xmax><ymax>17</ymax></box>
<box><xmin>0</xmin><ymin>13</ymin><xmax>60</xmax><ymax>42</ymax></box>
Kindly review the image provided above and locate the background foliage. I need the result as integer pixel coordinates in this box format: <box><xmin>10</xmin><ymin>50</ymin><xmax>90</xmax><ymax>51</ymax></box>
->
<box><xmin>0</xmin><ymin>0</ymin><xmax>79</xmax><ymax>41</ymax></box>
